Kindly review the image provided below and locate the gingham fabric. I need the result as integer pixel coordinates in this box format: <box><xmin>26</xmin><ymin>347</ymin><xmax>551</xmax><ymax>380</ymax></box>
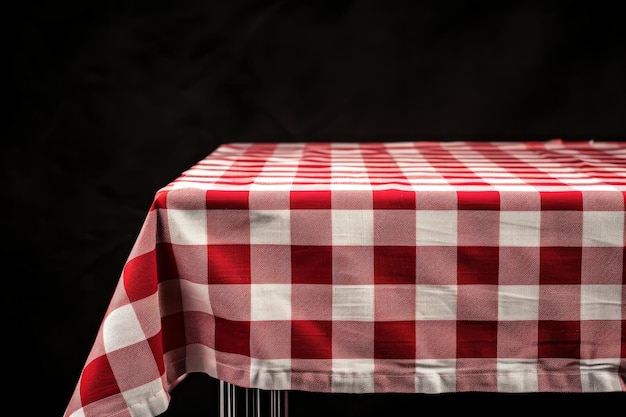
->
<box><xmin>64</xmin><ymin>140</ymin><xmax>626</xmax><ymax>417</ymax></box>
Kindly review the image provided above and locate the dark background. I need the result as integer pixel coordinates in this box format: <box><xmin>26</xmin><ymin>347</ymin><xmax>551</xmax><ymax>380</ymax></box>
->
<box><xmin>3</xmin><ymin>1</ymin><xmax>625</xmax><ymax>416</ymax></box>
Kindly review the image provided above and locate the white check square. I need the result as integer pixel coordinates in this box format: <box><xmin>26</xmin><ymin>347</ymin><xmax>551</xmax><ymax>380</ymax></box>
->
<box><xmin>180</xmin><ymin>281</ymin><xmax>212</xmax><ymax>315</ymax></box>
<box><xmin>167</xmin><ymin>209</ymin><xmax>208</xmax><ymax>245</ymax></box>
<box><xmin>583</xmin><ymin>211</ymin><xmax>624</xmax><ymax>247</ymax></box>
<box><xmin>416</xmin><ymin>210</ymin><xmax>457</xmax><ymax>246</ymax></box>
<box><xmin>498</xmin><ymin>285</ymin><xmax>539</xmax><ymax>320</ymax></box>
<box><xmin>103</xmin><ymin>304</ymin><xmax>146</xmax><ymax>352</ymax></box>
<box><xmin>580</xmin><ymin>285</ymin><xmax>622</xmax><ymax>320</ymax></box>
<box><xmin>251</xmin><ymin>284</ymin><xmax>292</xmax><ymax>320</ymax></box>
<box><xmin>251</xmin><ymin>359</ymin><xmax>292</xmax><ymax>390</ymax></box>
<box><xmin>332</xmin><ymin>210</ymin><xmax>374</xmax><ymax>246</ymax></box>
<box><xmin>580</xmin><ymin>359</ymin><xmax>623</xmax><ymax>392</ymax></box>
<box><xmin>333</xmin><ymin>285</ymin><xmax>374</xmax><ymax>321</ymax></box>
<box><xmin>499</xmin><ymin>211</ymin><xmax>541</xmax><ymax>247</ymax></box>
<box><xmin>250</xmin><ymin>210</ymin><xmax>291</xmax><ymax>245</ymax></box>
<box><xmin>332</xmin><ymin>359</ymin><xmax>375</xmax><ymax>393</ymax></box>
<box><xmin>415</xmin><ymin>285</ymin><xmax>457</xmax><ymax>320</ymax></box>
<box><xmin>497</xmin><ymin>359</ymin><xmax>538</xmax><ymax>392</ymax></box>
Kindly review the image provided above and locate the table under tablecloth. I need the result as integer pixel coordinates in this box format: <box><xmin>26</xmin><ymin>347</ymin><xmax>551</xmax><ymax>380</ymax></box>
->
<box><xmin>64</xmin><ymin>139</ymin><xmax>626</xmax><ymax>417</ymax></box>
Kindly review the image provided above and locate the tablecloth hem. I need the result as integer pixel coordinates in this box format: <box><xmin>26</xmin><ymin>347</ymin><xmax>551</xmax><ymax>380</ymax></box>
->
<box><xmin>199</xmin><ymin>358</ymin><xmax>626</xmax><ymax>394</ymax></box>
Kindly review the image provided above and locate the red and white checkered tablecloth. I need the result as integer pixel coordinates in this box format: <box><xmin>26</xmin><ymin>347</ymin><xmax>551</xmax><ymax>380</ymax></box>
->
<box><xmin>64</xmin><ymin>140</ymin><xmax>626</xmax><ymax>417</ymax></box>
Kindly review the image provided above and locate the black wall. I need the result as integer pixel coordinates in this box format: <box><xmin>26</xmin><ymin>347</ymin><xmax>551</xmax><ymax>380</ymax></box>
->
<box><xmin>3</xmin><ymin>1</ymin><xmax>625</xmax><ymax>416</ymax></box>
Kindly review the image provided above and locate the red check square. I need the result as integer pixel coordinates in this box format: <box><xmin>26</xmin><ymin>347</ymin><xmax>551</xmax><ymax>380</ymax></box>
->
<box><xmin>80</xmin><ymin>355</ymin><xmax>121</xmax><ymax>407</ymax></box>
<box><xmin>123</xmin><ymin>250</ymin><xmax>158</xmax><ymax>302</ymax></box>
<box><xmin>457</xmin><ymin>191</ymin><xmax>500</xmax><ymax>210</ymax></box>
<box><xmin>538</xmin><ymin>320</ymin><xmax>580</xmax><ymax>359</ymax></box>
<box><xmin>374</xmin><ymin>246</ymin><xmax>416</xmax><ymax>284</ymax></box>
<box><xmin>208</xmin><ymin>244</ymin><xmax>251</xmax><ymax>284</ymax></box>
<box><xmin>206</xmin><ymin>190</ymin><xmax>250</xmax><ymax>209</ymax></box>
<box><xmin>540</xmin><ymin>247</ymin><xmax>582</xmax><ymax>284</ymax></box>
<box><xmin>292</xmin><ymin>320</ymin><xmax>333</xmax><ymax>359</ymax></box>
<box><xmin>540</xmin><ymin>191</ymin><xmax>583</xmax><ymax>210</ymax></box>
<box><xmin>375</xmin><ymin>321</ymin><xmax>416</xmax><ymax>359</ymax></box>
<box><xmin>292</xmin><ymin>246</ymin><xmax>332</xmax><ymax>284</ymax></box>
<box><xmin>215</xmin><ymin>317</ymin><xmax>251</xmax><ymax>357</ymax></box>
<box><xmin>457</xmin><ymin>321</ymin><xmax>498</xmax><ymax>358</ymax></box>
<box><xmin>373</xmin><ymin>189</ymin><xmax>416</xmax><ymax>209</ymax></box>
<box><xmin>290</xmin><ymin>190</ymin><xmax>332</xmax><ymax>209</ymax></box>
<box><xmin>161</xmin><ymin>312</ymin><xmax>186</xmax><ymax>353</ymax></box>
<box><xmin>457</xmin><ymin>246</ymin><xmax>499</xmax><ymax>285</ymax></box>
